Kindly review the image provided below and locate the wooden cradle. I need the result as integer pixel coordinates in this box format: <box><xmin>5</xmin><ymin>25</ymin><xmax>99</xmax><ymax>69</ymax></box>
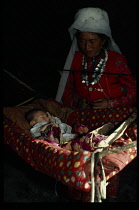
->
<box><xmin>3</xmin><ymin>98</ymin><xmax>137</xmax><ymax>202</ymax></box>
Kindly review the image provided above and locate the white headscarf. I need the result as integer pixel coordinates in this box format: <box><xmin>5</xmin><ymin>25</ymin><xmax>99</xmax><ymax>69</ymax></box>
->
<box><xmin>56</xmin><ymin>7</ymin><xmax>121</xmax><ymax>102</ymax></box>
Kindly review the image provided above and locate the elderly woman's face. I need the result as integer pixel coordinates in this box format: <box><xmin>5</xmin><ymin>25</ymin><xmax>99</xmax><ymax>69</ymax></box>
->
<box><xmin>77</xmin><ymin>32</ymin><xmax>105</xmax><ymax>58</ymax></box>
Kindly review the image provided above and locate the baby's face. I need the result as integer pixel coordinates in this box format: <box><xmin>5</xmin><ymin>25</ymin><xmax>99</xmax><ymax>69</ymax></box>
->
<box><xmin>33</xmin><ymin>111</ymin><xmax>50</xmax><ymax>123</ymax></box>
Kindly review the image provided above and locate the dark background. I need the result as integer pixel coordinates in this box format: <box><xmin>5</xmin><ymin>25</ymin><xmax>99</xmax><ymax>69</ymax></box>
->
<box><xmin>2</xmin><ymin>0</ymin><xmax>137</xmax><ymax>203</ymax></box>
<box><xmin>2</xmin><ymin>0</ymin><xmax>136</xmax><ymax>105</ymax></box>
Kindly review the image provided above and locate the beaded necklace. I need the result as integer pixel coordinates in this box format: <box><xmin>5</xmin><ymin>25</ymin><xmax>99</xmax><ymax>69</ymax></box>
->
<box><xmin>81</xmin><ymin>49</ymin><xmax>108</xmax><ymax>91</ymax></box>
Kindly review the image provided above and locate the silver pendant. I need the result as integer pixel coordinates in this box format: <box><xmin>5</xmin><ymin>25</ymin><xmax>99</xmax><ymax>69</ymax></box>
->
<box><xmin>91</xmin><ymin>81</ymin><xmax>95</xmax><ymax>85</ymax></box>
<box><xmin>97</xmin><ymin>88</ymin><xmax>103</xmax><ymax>92</ymax></box>
<box><xmin>81</xmin><ymin>49</ymin><xmax>108</xmax><ymax>87</ymax></box>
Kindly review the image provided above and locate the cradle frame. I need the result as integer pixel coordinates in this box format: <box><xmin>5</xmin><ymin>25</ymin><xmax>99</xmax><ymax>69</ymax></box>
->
<box><xmin>3</xmin><ymin>99</ymin><xmax>137</xmax><ymax>202</ymax></box>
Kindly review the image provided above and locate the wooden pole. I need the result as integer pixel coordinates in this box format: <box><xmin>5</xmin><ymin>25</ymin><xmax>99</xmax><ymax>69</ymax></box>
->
<box><xmin>99</xmin><ymin>141</ymin><xmax>137</xmax><ymax>158</ymax></box>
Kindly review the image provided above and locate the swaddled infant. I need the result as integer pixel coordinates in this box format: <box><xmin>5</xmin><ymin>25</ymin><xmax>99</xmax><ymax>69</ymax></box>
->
<box><xmin>25</xmin><ymin>108</ymin><xmax>88</xmax><ymax>143</ymax></box>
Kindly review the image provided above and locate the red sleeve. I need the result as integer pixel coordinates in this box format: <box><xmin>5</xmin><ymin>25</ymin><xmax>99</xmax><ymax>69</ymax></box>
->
<box><xmin>108</xmin><ymin>54</ymin><xmax>136</xmax><ymax>108</ymax></box>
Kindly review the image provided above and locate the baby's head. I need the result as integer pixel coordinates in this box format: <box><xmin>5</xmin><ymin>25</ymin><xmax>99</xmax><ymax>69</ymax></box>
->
<box><xmin>25</xmin><ymin>108</ymin><xmax>50</xmax><ymax>127</ymax></box>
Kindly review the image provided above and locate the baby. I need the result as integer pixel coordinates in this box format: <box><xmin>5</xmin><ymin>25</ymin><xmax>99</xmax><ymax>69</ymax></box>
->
<box><xmin>25</xmin><ymin>108</ymin><xmax>89</xmax><ymax>143</ymax></box>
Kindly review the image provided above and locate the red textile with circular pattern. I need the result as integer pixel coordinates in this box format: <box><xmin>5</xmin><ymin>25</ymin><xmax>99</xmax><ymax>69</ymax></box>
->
<box><xmin>3</xmin><ymin>99</ymin><xmax>137</xmax><ymax>202</ymax></box>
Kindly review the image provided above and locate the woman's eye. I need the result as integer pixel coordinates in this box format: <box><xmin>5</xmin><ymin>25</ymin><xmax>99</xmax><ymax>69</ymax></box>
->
<box><xmin>89</xmin><ymin>40</ymin><xmax>97</xmax><ymax>44</ymax></box>
<box><xmin>90</xmin><ymin>41</ymin><xmax>94</xmax><ymax>44</ymax></box>
<box><xmin>79</xmin><ymin>40</ymin><xmax>96</xmax><ymax>44</ymax></box>
<box><xmin>79</xmin><ymin>40</ymin><xmax>84</xmax><ymax>43</ymax></box>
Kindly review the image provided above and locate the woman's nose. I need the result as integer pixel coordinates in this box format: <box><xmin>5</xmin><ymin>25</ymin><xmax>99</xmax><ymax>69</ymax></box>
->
<box><xmin>85</xmin><ymin>41</ymin><xmax>92</xmax><ymax>50</ymax></box>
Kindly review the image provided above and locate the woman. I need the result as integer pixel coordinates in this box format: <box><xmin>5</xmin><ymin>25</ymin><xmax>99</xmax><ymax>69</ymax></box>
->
<box><xmin>56</xmin><ymin>8</ymin><xmax>136</xmax><ymax>109</ymax></box>
<box><xmin>55</xmin><ymin>7</ymin><xmax>137</xmax><ymax>202</ymax></box>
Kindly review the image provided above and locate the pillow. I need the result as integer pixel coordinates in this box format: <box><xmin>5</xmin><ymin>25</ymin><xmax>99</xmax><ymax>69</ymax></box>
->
<box><xmin>3</xmin><ymin>101</ymin><xmax>43</xmax><ymax>134</ymax></box>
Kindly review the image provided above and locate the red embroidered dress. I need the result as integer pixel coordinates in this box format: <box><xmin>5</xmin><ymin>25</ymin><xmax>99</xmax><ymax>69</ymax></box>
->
<box><xmin>62</xmin><ymin>50</ymin><xmax>136</xmax><ymax>108</ymax></box>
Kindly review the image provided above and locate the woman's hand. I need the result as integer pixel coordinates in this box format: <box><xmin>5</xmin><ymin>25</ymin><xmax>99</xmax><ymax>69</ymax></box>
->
<box><xmin>92</xmin><ymin>99</ymin><xmax>108</xmax><ymax>109</ymax></box>
<box><xmin>76</xmin><ymin>98</ymin><xmax>91</xmax><ymax>109</ymax></box>
<box><xmin>74</xmin><ymin>96</ymin><xmax>108</xmax><ymax>109</ymax></box>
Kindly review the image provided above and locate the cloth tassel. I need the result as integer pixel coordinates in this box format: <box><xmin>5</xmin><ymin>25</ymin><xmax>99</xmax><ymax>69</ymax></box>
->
<box><xmin>90</xmin><ymin>152</ymin><xmax>95</xmax><ymax>202</ymax></box>
<box><xmin>99</xmin><ymin>158</ymin><xmax>108</xmax><ymax>199</ymax></box>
